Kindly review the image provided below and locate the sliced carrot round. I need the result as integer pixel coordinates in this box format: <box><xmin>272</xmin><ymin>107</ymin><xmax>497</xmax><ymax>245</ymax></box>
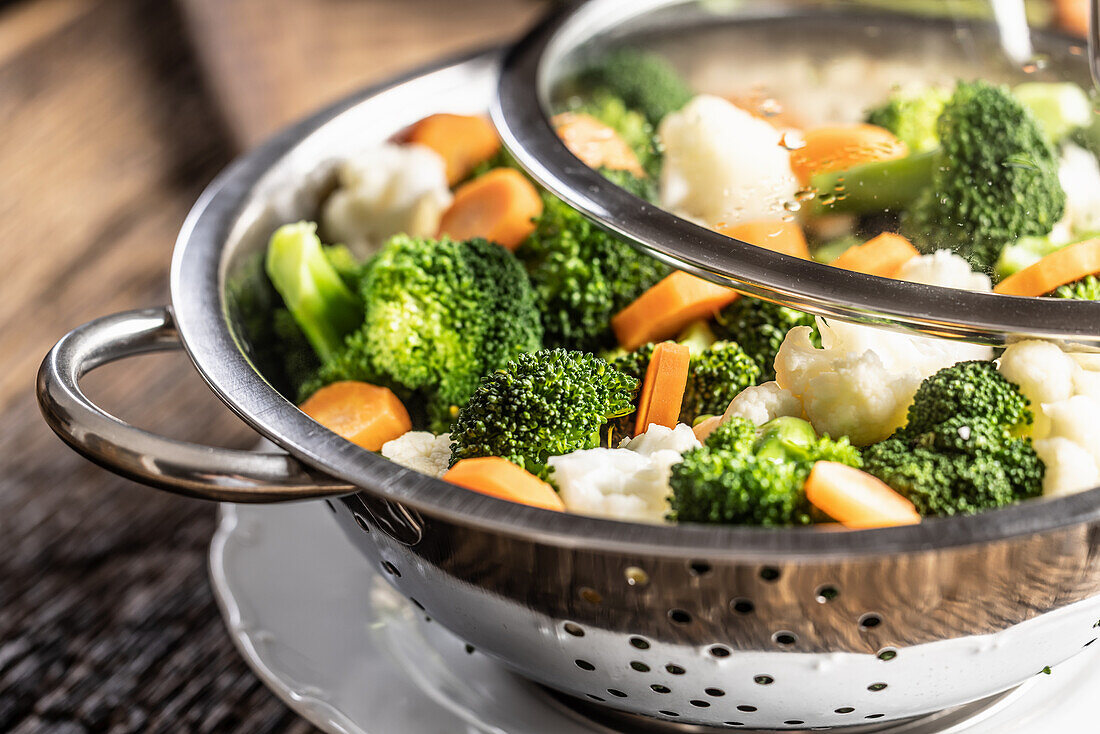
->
<box><xmin>443</xmin><ymin>457</ymin><xmax>565</xmax><ymax>511</ymax></box>
<box><xmin>830</xmin><ymin>232</ymin><xmax>919</xmax><ymax>278</ymax></box>
<box><xmin>805</xmin><ymin>461</ymin><xmax>921</xmax><ymax>529</ymax></box>
<box><xmin>299</xmin><ymin>381</ymin><xmax>412</xmax><ymax>452</ymax></box>
<box><xmin>552</xmin><ymin>112</ymin><xmax>645</xmax><ymax>177</ymax></box>
<box><xmin>407</xmin><ymin>113</ymin><xmax>501</xmax><ymax>186</ymax></box>
<box><xmin>437</xmin><ymin>168</ymin><xmax>543</xmax><ymax>251</ymax></box>
<box><xmin>790</xmin><ymin>124</ymin><xmax>908</xmax><ymax>185</ymax></box>
<box><xmin>717</xmin><ymin>219</ymin><xmax>810</xmax><ymax>260</ymax></box>
<box><xmin>994</xmin><ymin>237</ymin><xmax>1100</xmax><ymax>297</ymax></box>
<box><xmin>611</xmin><ymin>271</ymin><xmax>740</xmax><ymax>351</ymax></box>
<box><xmin>634</xmin><ymin>342</ymin><xmax>691</xmax><ymax>436</ymax></box>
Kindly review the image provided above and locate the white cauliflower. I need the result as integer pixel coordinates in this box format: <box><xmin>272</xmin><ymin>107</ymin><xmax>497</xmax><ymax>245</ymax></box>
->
<box><xmin>999</xmin><ymin>341</ymin><xmax>1100</xmax><ymax>497</ymax></box>
<box><xmin>1055</xmin><ymin>143</ymin><xmax>1100</xmax><ymax>237</ymax></box>
<box><xmin>775</xmin><ymin>318</ymin><xmax>993</xmax><ymax>446</ymax></box>
<box><xmin>380</xmin><ymin>431</ymin><xmax>452</xmax><ymax>478</ymax></box>
<box><xmin>321</xmin><ymin>143</ymin><xmax>452</xmax><ymax>257</ymax></box>
<box><xmin>658</xmin><ymin>95</ymin><xmax>799</xmax><ymax>227</ymax></box>
<box><xmin>722</xmin><ymin>381</ymin><xmax>803</xmax><ymax>427</ymax></box>
<box><xmin>895</xmin><ymin>249</ymin><xmax>991</xmax><ymax>292</ymax></box>
<box><xmin>548</xmin><ymin>424</ymin><xmax>700</xmax><ymax>523</ymax></box>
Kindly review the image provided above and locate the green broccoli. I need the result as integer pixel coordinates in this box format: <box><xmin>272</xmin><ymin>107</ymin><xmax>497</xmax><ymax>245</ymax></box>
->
<box><xmin>574</xmin><ymin>48</ymin><xmax>693</xmax><ymax>126</ymax></box>
<box><xmin>596</xmin><ymin>166</ymin><xmax>659</xmax><ymax>202</ymax></box>
<box><xmin>668</xmin><ymin>416</ymin><xmax>861</xmax><ymax>526</ymax></box>
<box><xmin>1051</xmin><ymin>275</ymin><xmax>1100</xmax><ymax>300</ymax></box>
<box><xmin>903</xmin><ymin>81</ymin><xmax>1065</xmax><ymax>271</ymax></box>
<box><xmin>863</xmin><ymin>361</ymin><xmax>1043</xmax><ymax>516</ymax></box>
<box><xmin>306</xmin><ymin>235</ymin><xmax>542</xmax><ymax>431</ymax></box>
<box><xmin>449</xmin><ymin>349</ymin><xmax>638</xmax><ymax>477</ymax></box>
<box><xmin>714</xmin><ymin>297</ymin><xmax>818</xmax><ymax>381</ymax></box>
<box><xmin>866</xmin><ymin>85</ymin><xmax>949</xmax><ymax>153</ymax></box>
<box><xmin>681</xmin><ymin>341</ymin><xmax>761</xmax><ymax>421</ymax></box>
<box><xmin>814</xmin><ymin>82</ymin><xmax>1066</xmax><ymax>272</ymax></box>
<box><xmin>518</xmin><ymin>192</ymin><xmax>669</xmax><ymax>352</ymax></box>
<box><xmin>265</xmin><ymin>221</ymin><xmax>364</xmax><ymax>362</ymax></box>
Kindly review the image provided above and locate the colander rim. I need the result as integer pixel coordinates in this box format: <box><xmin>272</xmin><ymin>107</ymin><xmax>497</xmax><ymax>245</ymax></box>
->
<box><xmin>170</xmin><ymin>46</ymin><xmax>1100</xmax><ymax>561</ymax></box>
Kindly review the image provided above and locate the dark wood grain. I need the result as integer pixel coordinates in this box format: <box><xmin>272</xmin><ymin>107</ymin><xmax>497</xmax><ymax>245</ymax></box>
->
<box><xmin>0</xmin><ymin>0</ymin><xmax>542</xmax><ymax>730</ymax></box>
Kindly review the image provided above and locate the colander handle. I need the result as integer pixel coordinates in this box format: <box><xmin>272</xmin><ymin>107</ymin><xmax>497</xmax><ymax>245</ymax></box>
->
<box><xmin>36</xmin><ymin>306</ymin><xmax>356</xmax><ymax>503</ymax></box>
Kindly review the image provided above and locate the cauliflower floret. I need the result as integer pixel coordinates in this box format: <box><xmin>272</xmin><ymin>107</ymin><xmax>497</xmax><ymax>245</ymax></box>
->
<box><xmin>321</xmin><ymin>143</ymin><xmax>452</xmax><ymax>257</ymax></box>
<box><xmin>549</xmin><ymin>424</ymin><xmax>700</xmax><ymax>523</ymax></box>
<box><xmin>658</xmin><ymin>95</ymin><xmax>799</xmax><ymax>226</ymax></box>
<box><xmin>380</xmin><ymin>431</ymin><xmax>452</xmax><ymax>477</ymax></box>
<box><xmin>1056</xmin><ymin>144</ymin><xmax>1100</xmax><ymax>236</ymax></box>
<box><xmin>895</xmin><ymin>249</ymin><xmax>991</xmax><ymax>292</ymax></box>
<box><xmin>721</xmin><ymin>381</ymin><xmax>803</xmax><ymax>427</ymax></box>
<box><xmin>775</xmin><ymin>318</ymin><xmax>993</xmax><ymax>446</ymax></box>
<box><xmin>999</xmin><ymin>340</ymin><xmax>1100</xmax><ymax>496</ymax></box>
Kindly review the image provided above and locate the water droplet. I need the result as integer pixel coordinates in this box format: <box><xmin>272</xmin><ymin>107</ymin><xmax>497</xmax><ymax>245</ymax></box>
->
<box><xmin>819</xmin><ymin>193</ymin><xmax>837</xmax><ymax>206</ymax></box>
<box><xmin>779</xmin><ymin>131</ymin><xmax>805</xmax><ymax>151</ymax></box>
<box><xmin>783</xmin><ymin>200</ymin><xmax>802</xmax><ymax>213</ymax></box>
<box><xmin>759</xmin><ymin>98</ymin><xmax>783</xmax><ymax>118</ymax></box>
<box><xmin>795</xmin><ymin>188</ymin><xmax>816</xmax><ymax>202</ymax></box>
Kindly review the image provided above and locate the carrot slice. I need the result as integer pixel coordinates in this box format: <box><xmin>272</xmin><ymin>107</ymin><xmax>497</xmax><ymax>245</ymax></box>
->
<box><xmin>551</xmin><ymin>112</ymin><xmax>646</xmax><ymax>178</ymax></box>
<box><xmin>805</xmin><ymin>461</ymin><xmax>921</xmax><ymax>529</ymax></box>
<box><xmin>437</xmin><ymin>168</ymin><xmax>543</xmax><ymax>251</ymax></box>
<box><xmin>717</xmin><ymin>219</ymin><xmax>810</xmax><ymax>259</ymax></box>
<box><xmin>612</xmin><ymin>271</ymin><xmax>740</xmax><ymax>351</ymax></box>
<box><xmin>994</xmin><ymin>237</ymin><xmax>1100</xmax><ymax>297</ymax></box>
<box><xmin>443</xmin><ymin>457</ymin><xmax>565</xmax><ymax>511</ymax></box>
<box><xmin>407</xmin><ymin>113</ymin><xmax>501</xmax><ymax>186</ymax></box>
<box><xmin>1055</xmin><ymin>0</ymin><xmax>1089</xmax><ymax>38</ymax></box>
<box><xmin>830</xmin><ymin>232</ymin><xmax>919</xmax><ymax>278</ymax></box>
<box><xmin>634</xmin><ymin>342</ymin><xmax>691</xmax><ymax>436</ymax></box>
<box><xmin>790</xmin><ymin>124</ymin><xmax>908</xmax><ymax>184</ymax></box>
<box><xmin>299</xmin><ymin>381</ymin><xmax>412</xmax><ymax>452</ymax></box>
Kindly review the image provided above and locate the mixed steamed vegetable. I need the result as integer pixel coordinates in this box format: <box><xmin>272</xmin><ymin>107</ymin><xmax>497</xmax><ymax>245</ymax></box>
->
<box><xmin>255</xmin><ymin>46</ymin><xmax>1100</xmax><ymax>530</ymax></box>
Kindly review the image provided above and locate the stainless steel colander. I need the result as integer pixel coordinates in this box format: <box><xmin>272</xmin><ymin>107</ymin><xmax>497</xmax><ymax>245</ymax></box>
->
<box><xmin>36</xmin><ymin>10</ymin><xmax>1100</xmax><ymax>731</ymax></box>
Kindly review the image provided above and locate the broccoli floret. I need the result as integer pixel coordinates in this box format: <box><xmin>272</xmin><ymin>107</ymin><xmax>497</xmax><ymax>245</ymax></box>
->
<box><xmin>903</xmin><ymin>81</ymin><xmax>1065</xmax><ymax>271</ymax></box>
<box><xmin>449</xmin><ymin>349</ymin><xmax>638</xmax><ymax>477</ymax></box>
<box><xmin>863</xmin><ymin>361</ymin><xmax>1043</xmax><ymax>516</ymax></box>
<box><xmin>669</xmin><ymin>416</ymin><xmax>861</xmax><ymax>526</ymax></box>
<box><xmin>574</xmin><ymin>48</ymin><xmax>693</xmax><ymax>126</ymax></box>
<box><xmin>866</xmin><ymin>85</ymin><xmax>949</xmax><ymax>153</ymax></box>
<box><xmin>1051</xmin><ymin>274</ymin><xmax>1100</xmax><ymax>300</ymax></box>
<box><xmin>714</xmin><ymin>297</ymin><xmax>818</xmax><ymax>381</ymax></box>
<box><xmin>518</xmin><ymin>192</ymin><xmax>669</xmax><ymax>352</ymax></box>
<box><xmin>681</xmin><ymin>341</ymin><xmax>761</xmax><ymax>421</ymax></box>
<box><xmin>265</xmin><ymin>222</ymin><xmax>364</xmax><ymax>362</ymax></box>
<box><xmin>308</xmin><ymin>235</ymin><xmax>542</xmax><ymax>431</ymax></box>
<box><xmin>272</xmin><ymin>308</ymin><xmax>320</xmax><ymax>393</ymax></box>
<box><xmin>597</xmin><ymin>166</ymin><xmax>659</xmax><ymax>202</ymax></box>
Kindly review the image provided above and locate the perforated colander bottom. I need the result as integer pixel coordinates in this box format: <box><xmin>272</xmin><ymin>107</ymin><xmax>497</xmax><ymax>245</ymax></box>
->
<box><xmin>545</xmin><ymin>685</ymin><xmax>1022</xmax><ymax>733</ymax></box>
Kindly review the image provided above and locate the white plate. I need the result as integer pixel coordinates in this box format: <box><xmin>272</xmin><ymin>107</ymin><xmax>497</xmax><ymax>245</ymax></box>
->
<box><xmin>208</xmin><ymin>501</ymin><xmax>1100</xmax><ymax>734</ymax></box>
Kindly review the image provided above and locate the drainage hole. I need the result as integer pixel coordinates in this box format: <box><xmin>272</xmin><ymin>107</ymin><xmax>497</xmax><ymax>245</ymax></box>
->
<box><xmin>352</xmin><ymin>512</ymin><xmax>370</xmax><ymax>531</ymax></box>
<box><xmin>754</xmin><ymin>675</ymin><xmax>774</xmax><ymax>686</ymax></box>
<box><xmin>689</xmin><ymin>560</ymin><xmax>712</xmax><ymax>576</ymax></box>
<box><xmin>629</xmin><ymin>636</ymin><xmax>650</xmax><ymax>650</ymax></box>
<box><xmin>760</xmin><ymin>566</ymin><xmax>781</xmax><ymax>581</ymax></box>
<box><xmin>689</xmin><ymin>700</ymin><xmax>710</xmax><ymax>708</ymax></box>
<box><xmin>834</xmin><ymin>707</ymin><xmax>855</xmax><ymax>714</ymax></box>
<box><xmin>865</xmin><ymin>714</ymin><xmax>886</xmax><ymax>720</ymax></box>
<box><xmin>564</xmin><ymin>622</ymin><xmax>585</xmax><ymax>637</ymax></box>
<box><xmin>705</xmin><ymin>688</ymin><xmax>726</xmax><ymax>697</ymax></box>
<box><xmin>668</xmin><ymin>608</ymin><xmax>693</xmax><ymax>625</ymax></box>
<box><xmin>658</xmin><ymin>710</ymin><xmax>679</xmax><ymax>717</ymax></box>
<box><xmin>650</xmin><ymin>684</ymin><xmax>671</xmax><ymax>694</ymax></box>
<box><xmin>815</xmin><ymin>585</ymin><xmax>839</xmax><ymax>603</ymax></box>
<box><xmin>607</xmin><ymin>689</ymin><xmax>628</xmax><ymax>698</ymax></box>
<box><xmin>737</xmin><ymin>705</ymin><xmax>758</xmax><ymax>713</ymax></box>
<box><xmin>579</xmin><ymin>587</ymin><xmax>602</xmax><ymax>605</ymax></box>
<box><xmin>575</xmin><ymin>659</ymin><xmax>595</xmax><ymax>671</ymax></box>
<box><xmin>877</xmin><ymin>648</ymin><xmax>897</xmax><ymax>661</ymax></box>
<box><xmin>859</xmin><ymin>613</ymin><xmax>882</xmax><ymax>630</ymax></box>
<box><xmin>773</xmin><ymin>631</ymin><xmax>797</xmax><ymax>647</ymax></box>
<box><xmin>587</xmin><ymin>694</ymin><xmax>605</xmax><ymax>702</ymax></box>
<box><xmin>381</xmin><ymin>561</ymin><xmax>400</xmax><ymax>577</ymax></box>
<box><xmin>784</xmin><ymin>721</ymin><xmax>804</xmax><ymax>727</ymax></box>
<box><xmin>630</xmin><ymin>661</ymin><xmax>651</xmax><ymax>673</ymax></box>
<box><xmin>665</xmin><ymin>664</ymin><xmax>685</xmax><ymax>675</ymax></box>
<box><xmin>868</xmin><ymin>682</ymin><xmax>887</xmax><ymax>692</ymax></box>
<box><xmin>709</xmin><ymin>645</ymin><xmax>732</xmax><ymax>658</ymax></box>
<box><xmin>731</xmin><ymin>598</ymin><xmax>755</xmax><ymax>615</ymax></box>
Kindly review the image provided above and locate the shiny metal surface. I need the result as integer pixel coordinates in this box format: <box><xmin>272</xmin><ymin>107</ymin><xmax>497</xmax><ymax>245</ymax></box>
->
<box><xmin>35</xmin><ymin>48</ymin><xmax>1100</xmax><ymax>729</ymax></box>
<box><xmin>493</xmin><ymin>0</ymin><xmax>1100</xmax><ymax>348</ymax></box>
<box><xmin>36</xmin><ymin>306</ymin><xmax>353</xmax><ymax>501</ymax></box>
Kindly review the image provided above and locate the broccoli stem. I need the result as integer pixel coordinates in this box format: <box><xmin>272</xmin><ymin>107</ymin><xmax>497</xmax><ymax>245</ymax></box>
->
<box><xmin>809</xmin><ymin>150</ymin><xmax>937</xmax><ymax>216</ymax></box>
<box><xmin>265</xmin><ymin>222</ymin><xmax>363</xmax><ymax>363</ymax></box>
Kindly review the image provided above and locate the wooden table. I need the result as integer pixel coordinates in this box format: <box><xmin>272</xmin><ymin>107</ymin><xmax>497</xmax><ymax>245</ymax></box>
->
<box><xmin>0</xmin><ymin>1</ymin><xmax>543</xmax><ymax>730</ymax></box>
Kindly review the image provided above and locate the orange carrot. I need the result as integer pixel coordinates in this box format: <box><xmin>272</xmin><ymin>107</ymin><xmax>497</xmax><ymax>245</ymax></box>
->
<box><xmin>299</xmin><ymin>381</ymin><xmax>412</xmax><ymax>452</ymax></box>
<box><xmin>443</xmin><ymin>457</ymin><xmax>565</xmax><ymax>511</ymax></box>
<box><xmin>1055</xmin><ymin>0</ymin><xmax>1089</xmax><ymax>38</ymax></box>
<box><xmin>437</xmin><ymin>168</ymin><xmax>543</xmax><ymax>251</ymax></box>
<box><xmin>407</xmin><ymin>113</ymin><xmax>501</xmax><ymax>186</ymax></box>
<box><xmin>552</xmin><ymin>112</ymin><xmax>646</xmax><ymax>177</ymax></box>
<box><xmin>790</xmin><ymin>124</ymin><xmax>908</xmax><ymax>184</ymax></box>
<box><xmin>634</xmin><ymin>342</ymin><xmax>691</xmax><ymax>436</ymax></box>
<box><xmin>805</xmin><ymin>461</ymin><xmax>921</xmax><ymax>529</ymax></box>
<box><xmin>830</xmin><ymin>232</ymin><xmax>919</xmax><ymax>278</ymax></box>
<box><xmin>994</xmin><ymin>238</ymin><xmax>1100</xmax><ymax>297</ymax></box>
<box><xmin>718</xmin><ymin>219</ymin><xmax>810</xmax><ymax>259</ymax></box>
<box><xmin>612</xmin><ymin>271</ymin><xmax>740</xmax><ymax>351</ymax></box>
